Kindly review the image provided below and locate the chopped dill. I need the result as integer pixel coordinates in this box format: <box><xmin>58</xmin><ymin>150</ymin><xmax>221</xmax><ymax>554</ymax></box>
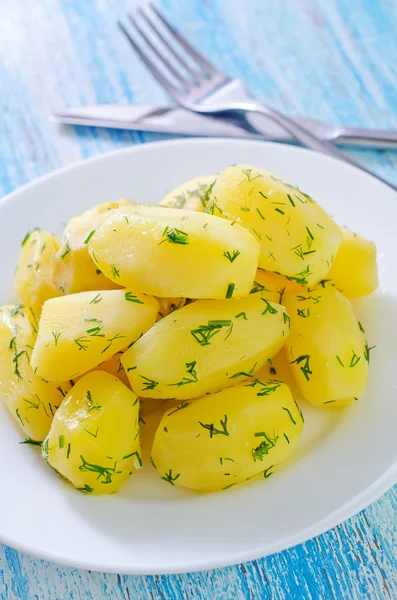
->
<box><xmin>83</xmin><ymin>230</ymin><xmax>96</xmax><ymax>245</ymax></box>
<box><xmin>198</xmin><ymin>414</ymin><xmax>229</xmax><ymax>438</ymax></box>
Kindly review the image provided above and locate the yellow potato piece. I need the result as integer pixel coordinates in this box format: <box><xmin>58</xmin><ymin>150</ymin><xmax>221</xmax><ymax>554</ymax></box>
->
<box><xmin>15</xmin><ymin>229</ymin><xmax>62</xmax><ymax>325</ymax></box>
<box><xmin>31</xmin><ymin>289</ymin><xmax>159</xmax><ymax>382</ymax></box>
<box><xmin>160</xmin><ymin>174</ymin><xmax>216</xmax><ymax>212</ymax></box>
<box><xmin>88</xmin><ymin>205</ymin><xmax>260</xmax><ymax>298</ymax></box>
<box><xmin>255</xmin><ymin>348</ymin><xmax>300</xmax><ymax>398</ymax></box>
<box><xmin>156</xmin><ymin>297</ymin><xmax>188</xmax><ymax>320</ymax></box>
<box><xmin>53</xmin><ymin>200</ymin><xmax>133</xmax><ymax>294</ymax></box>
<box><xmin>208</xmin><ymin>164</ymin><xmax>342</xmax><ymax>285</ymax></box>
<box><xmin>0</xmin><ymin>305</ymin><xmax>71</xmax><ymax>441</ymax></box>
<box><xmin>251</xmin><ymin>269</ymin><xmax>304</xmax><ymax>303</ymax></box>
<box><xmin>42</xmin><ymin>371</ymin><xmax>141</xmax><ymax>494</ymax></box>
<box><xmin>151</xmin><ymin>380</ymin><xmax>303</xmax><ymax>491</ymax></box>
<box><xmin>328</xmin><ymin>227</ymin><xmax>378</xmax><ymax>299</ymax></box>
<box><xmin>122</xmin><ymin>294</ymin><xmax>289</xmax><ymax>400</ymax></box>
<box><xmin>96</xmin><ymin>352</ymin><xmax>130</xmax><ymax>388</ymax></box>
<box><xmin>284</xmin><ymin>284</ymin><xmax>369</xmax><ymax>407</ymax></box>
<box><xmin>140</xmin><ymin>397</ymin><xmax>168</xmax><ymax>417</ymax></box>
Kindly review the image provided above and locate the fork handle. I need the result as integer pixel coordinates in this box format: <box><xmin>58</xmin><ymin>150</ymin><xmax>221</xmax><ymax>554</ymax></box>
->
<box><xmin>251</xmin><ymin>105</ymin><xmax>397</xmax><ymax>192</ymax></box>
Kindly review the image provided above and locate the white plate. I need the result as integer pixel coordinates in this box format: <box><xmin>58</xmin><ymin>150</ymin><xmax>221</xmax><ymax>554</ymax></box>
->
<box><xmin>0</xmin><ymin>138</ymin><xmax>396</xmax><ymax>575</ymax></box>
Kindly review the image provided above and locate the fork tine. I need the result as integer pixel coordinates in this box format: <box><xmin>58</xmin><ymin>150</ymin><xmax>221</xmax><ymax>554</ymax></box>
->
<box><xmin>149</xmin><ymin>3</ymin><xmax>218</xmax><ymax>78</ymax></box>
<box><xmin>128</xmin><ymin>13</ymin><xmax>191</xmax><ymax>90</ymax></box>
<box><xmin>137</xmin><ymin>7</ymin><xmax>201</xmax><ymax>83</ymax></box>
<box><xmin>118</xmin><ymin>21</ymin><xmax>178</xmax><ymax>96</ymax></box>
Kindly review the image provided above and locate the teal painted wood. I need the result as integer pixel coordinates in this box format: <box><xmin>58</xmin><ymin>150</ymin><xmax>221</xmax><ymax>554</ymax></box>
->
<box><xmin>0</xmin><ymin>0</ymin><xmax>396</xmax><ymax>598</ymax></box>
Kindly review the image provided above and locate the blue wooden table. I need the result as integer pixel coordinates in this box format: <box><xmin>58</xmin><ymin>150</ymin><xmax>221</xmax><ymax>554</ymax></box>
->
<box><xmin>0</xmin><ymin>0</ymin><xmax>396</xmax><ymax>598</ymax></box>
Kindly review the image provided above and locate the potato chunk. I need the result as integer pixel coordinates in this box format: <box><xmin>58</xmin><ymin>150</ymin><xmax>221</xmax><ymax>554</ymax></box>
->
<box><xmin>0</xmin><ymin>305</ymin><xmax>71</xmax><ymax>441</ymax></box>
<box><xmin>160</xmin><ymin>174</ymin><xmax>215</xmax><ymax>212</ymax></box>
<box><xmin>284</xmin><ymin>284</ymin><xmax>368</xmax><ymax>406</ymax></box>
<box><xmin>328</xmin><ymin>227</ymin><xmax>378</xmax><ymax>298</ymax></box>
<box><xmin>88</xmin><ymin>205</ymin><xmax>260</xmax><ymax>298</ymax></box>
<box><xmin>151</xmin><ymin>380</ymin><xmax>303</xmax><ymax>491</ymax></box>
<box><xmin>208</xmin><ymin>164</ymin><xmax>342</xmax><ymax>285</ymax></box>
<box><xmin>96</xmin><ymin>352</ymin><xmax>130</xmax><ymax>388</ymax></box>
<box><xmin>250</xmin><ymin>269</ymin><xmax>303</xmax><ymax>303</ymax></box>
<box><xmin>122</xmin><ymin>294</ymin><xmax>289</xmax><ymax>400</ymax></box>
<box><xmin>42</xmin><ymin>371</ymin><xmax>141</xmax><ymax>494</ymax></box>
<box><xmin>15</xmin><ymin>229</ymin><xmax>61</xmax><ymax>324</ymax></box>
<box><xmin>53</xmin><ymin>200</ymin><xmax>133</xmax><ymax>294</ymax></box>
<box><xmin>31</xmin><ymin>289</ymin><xmax>159</xmax><ymax>382</ymax></box>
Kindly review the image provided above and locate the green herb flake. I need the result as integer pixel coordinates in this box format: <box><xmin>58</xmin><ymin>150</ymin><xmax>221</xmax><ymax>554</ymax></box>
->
<box><xmin>252</xmin><ymin>431</ymin><xmax>279</xmax><ymax>462</ymax></box>
<box><xmin>125</xmin><ymin>292</ymin><xmax>144</xmax><ymax>304</ymax></box>
<box><xmin>190</xmin><ymin>320</ymin><xmax>232</xmax><ymax>346</ymax></box>
<box><xmin>79</xmin><ymin>455</ymin><xmax>116</xmax><ymax>484</ymax></box>
<box><xmin>52</xmin><ymin>332</ymin><xmax>61</xmax><ymax>346</ymax></box>
<box><xmin>58</xmin><ymin>434</ymin><xmax>65</xmax><ymax>449</ymax></box>
<box><xmin>111</xmin><ymin>264</ymin><xmax>120</xmax><ymax>279</ymax></box>
<box><xmin>261</xmin><ymin>298</ymin><xmax>278</xmax><ymax>316</ymax></box>
<box><xmin>290</xmin><ymin>354</ymin><xmax>312</xmax><ymax>381</ymax></box>
<box><xmin>364</xmin><ymin>343</ymin><xmax>376</xmax><ymax>363</ymax></box>
<box><xmin>90</xmin><ymin>293</ymin><xmax>102</xmax><ymax>305</ymax></box>
<box><xmin>223</xmin><ymin>250</ymin><xmax>241</xmax><ymax>263</ymax></box>
<box><xmin>123</xmin><ymin>450</ymin><xmax>142</xmax><ymax>468</ymax></box>
<box><xmin>199</xmin><ymin>414</ymin><xmax>229</xmax><ymax>438</ymax></box>
<box><xmin>282</xmin><ymin>406</ymin><xmax>297</xmax><ymax>425</ymax></box>
<box><xmin>161</xmin><ymin>469</ymin><xmax>181</xmax><ymax>486</ymax></box>
<box><xmin>168</xmin><ymin>401</ymin><xmax>191</xmax><ymax>416</ymax></box>
<box><xmin>161</xmin><ymin>227</ymin><xmax>189</xmax><ymax>245</ymax></box>
<box><xmin>60</xmin><ymin>240</ymin><xmax>71</xmax><ymax>260</ymax></box>
<box><xmin>77</xmin><ymin>484</ymin><xmax>94</xmax><ymax>493</ymax></box>
<box><xmin>169</xmin><ymin>361</ymin><xmax>198</xmax><ymax>387</ymax></box>
<box><xmin>263</xmin><ymin>466</ymin><xmax>274</xmax><ymax>479</ymax></box>
<box><xmin>83</xmin><ymin>230</ymin><xmax>96</xmax><ymax>245</ymax></box>
<box><xmin>287</xmin><ymin>194</ymin><xmax>295</xmax><ymax>207</ymax></box>
<box><xmin>140</xmin><ymin>375</ymin><xmax>159</xmax><ymax>391</ymax></box>
<box><xmin>19</xmin><ymin>438</ymin><xmax>41</xmax><ymax>446</ymax></box>
<box><xmin>226</xmin><ymin>283</ymin><xmax>235</xmax><ymax>299</ymax></box>
<box><xmin>235</xmin><ymin>312</ymin><xmax>247</xmax><ymax>320</ymax></box>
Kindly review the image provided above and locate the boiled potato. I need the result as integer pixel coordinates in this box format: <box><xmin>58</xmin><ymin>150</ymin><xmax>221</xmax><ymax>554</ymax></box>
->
<box><xmin>251</xmin><ymin>269</ymin><xmax>303</xmax><ymax>303</ymax></box>
<box><xmin>284</xmin><ymin>284</ymin><xmax>368</xmax><ymax>406</ymax></box>
<box><xmin>88</xmin><ymin>205</ymin><xmax>260</xmax><ymax>298</ymax></box>
<box><xmin>151</xmin><ymin>379</ymin><xmax>303</xmax><ymax>491</ymax></box>
<box><xmin>160</xmin><ymin>174</ymin><xmax>216</xmax><ymax>212</ymax></box>
<box><xmin>31</xmin><ymin>289</ymin><xmax>159</xmax><ymax>382</ymax></box>
<box><xmin>96</xmin><ymin>352</ymin><xmax>130</xmax><ymax>388</ymax></box>
<box><xmin>42</xmin><ymin>371</ymin><xmax>141</xmax><ymax>494</ymax></box>
<box><xmin>255</xmin><ymin>348</ymin><xmax>300</xmax><ymax>398</ymax></box>
<box><xmin>0</xmin><ymin>305</ymin><xmax>71</xmax><ymax>441</ymax></box>
<box><xmin>122</xmin><ymin>294</ymin><xmax>289</xmax><ymax>400</ymax></box>
<box><xmin>208</xmin><ymin>164</ymin><xmax>342</xmax><ymax>285</ymax></box>
<box><xmin>140</xmin><ymin>397</ymin><xmax>168</xmax><ymax>417</ymax></box>
<box><xmin>328</xmin><ymin>227</ymin><xmax>378</xmax><ymax>298</ymax></box>
<box><xmin>53</xmin><ymin>200</ymin><xmax>133</xmax><ymax>294</ymax></box>
<box><xmin>15</xmin><ymin>229</ymin><xmax>61</xmax><ymax>325</ymax></box>
<box><xmin>156</xmin><ymin>297</ymin><xmax>188</xmax><ymax>320</ymax></box>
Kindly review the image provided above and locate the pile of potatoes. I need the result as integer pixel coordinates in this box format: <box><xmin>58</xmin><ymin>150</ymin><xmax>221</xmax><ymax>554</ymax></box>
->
<box><xmin>0</xmin><ymin>165</ymin><xmax>378</xmax><ymax>494</ymax></box>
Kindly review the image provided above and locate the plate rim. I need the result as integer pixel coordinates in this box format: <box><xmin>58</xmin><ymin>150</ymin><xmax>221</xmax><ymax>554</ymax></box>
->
<box><xmin>0</xmin><ymin>137</ymin><xmax>396</xmax><ymax>574</ymax></box>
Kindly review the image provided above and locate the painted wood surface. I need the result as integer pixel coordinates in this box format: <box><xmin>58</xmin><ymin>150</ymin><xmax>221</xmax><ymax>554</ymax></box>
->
<box><xmin>0</xmin><ymin>0</ymin><xmax>396</xmax><ymax>597</ymax></box>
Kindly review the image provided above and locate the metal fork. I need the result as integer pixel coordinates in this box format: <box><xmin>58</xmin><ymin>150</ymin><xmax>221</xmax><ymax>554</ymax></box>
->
<box><xmin>119</xmin><ymin>4</ymin><xmax>396</xmax><ymax>192</ymax></box>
